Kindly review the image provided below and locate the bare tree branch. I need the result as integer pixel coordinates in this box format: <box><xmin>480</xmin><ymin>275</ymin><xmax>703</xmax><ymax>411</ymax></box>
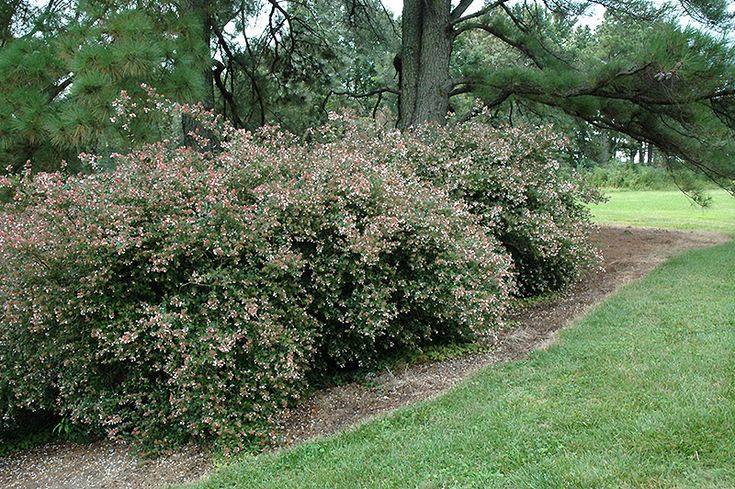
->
<box><xmin>211</xmin><ymin>23</ymin><xmax>265</xmax><ymax>126</ymax></box>
<box><xmin>213</xmin><ymin>60</ymin><xmax>243</xmax><ymax>128</ymax></box>
<box><xmin>452</xmin><ymin>0</ymin><xmax>509</xmax><ymax>24</ymax></box>
<box><xmin>331</xmin><ymin>86</ymin><xmax>399</xmax><ymax>98</ymax></box>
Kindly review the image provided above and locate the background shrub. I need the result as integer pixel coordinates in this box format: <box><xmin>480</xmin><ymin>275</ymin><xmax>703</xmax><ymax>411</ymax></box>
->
<box><xmin>581</xmin><ymin>161</ymin><xmax>715</xmax><ymax>192</ymax></box>
<box><xmin>0</xmin><ymin>111</ymin><xmax>514</xmax><ymax>451</ymax></box>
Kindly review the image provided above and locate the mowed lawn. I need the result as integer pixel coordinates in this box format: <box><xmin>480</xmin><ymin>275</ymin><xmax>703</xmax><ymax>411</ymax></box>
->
<box><xmin>186</xmin><ymin>191</ymin><xmax>735</xmax><ymax>489</ymax></box>
<box><xmin>590</xmin><ymin>189</ymin><xmax>735</xmax><ymax>233</ymax></box>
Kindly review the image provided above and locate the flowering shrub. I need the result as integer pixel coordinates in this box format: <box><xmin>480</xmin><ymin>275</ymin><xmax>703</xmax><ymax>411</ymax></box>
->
<box><xmin>329</xmin><ymin>118</ymin><xmax>603</xmax><ymax>296</ymax></box>
<box><xmin>413</xmin><ymin>123</ymin><xmax>603</xmax><ymax>295</ymax></box>
<box><xmin>0</xmin><ymin>107</ymin><xmax>514</xmax><ymax>450</ymax></box>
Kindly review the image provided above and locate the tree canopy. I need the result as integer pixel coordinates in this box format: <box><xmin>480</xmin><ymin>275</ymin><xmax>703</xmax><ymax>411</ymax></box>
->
<box><xmin>391</xmin><ymin>0</ymin><xmax>735</xmax><ymax>188</ymax></box>
<box><xmin>1</xmin><ymin>0</ymin><xmax>734</xmax><ymax>187</ymax></box>
<box><xmin>0</xmin><ymin>0</ymin><xmax>397</xmax><ymax>171</ymax></box>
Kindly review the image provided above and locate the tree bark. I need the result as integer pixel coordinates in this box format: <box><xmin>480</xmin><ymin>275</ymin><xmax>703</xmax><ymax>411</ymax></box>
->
<box><xmin>398</xmin><ymin>0</ymin><xmax>453</xmax><ymax>128</ymax></box>
<box><xmin>646</xmin><ymin>142</ymin><xmax>654</xmax><ymax>165</ymax></box>
<box><xmin>0</xmin><ymin>0</ymin><xmax>21</xmax><ymax>46</ymax></box>
<box><xmin>599</xmin><ymin>131</ymin><xmax>610</xmax><ymax>164</ymax></box>
<box><xmin>182</xmin><ymin>0</ymin><xmax>216</xmax><ymax>148</ymax></box>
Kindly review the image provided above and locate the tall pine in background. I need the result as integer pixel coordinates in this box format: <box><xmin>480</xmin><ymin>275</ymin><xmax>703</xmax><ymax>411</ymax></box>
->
<box><xmin>2</xmin><ymin>0</ymin><xmax>733</xmax><ymax>188</ymax></box>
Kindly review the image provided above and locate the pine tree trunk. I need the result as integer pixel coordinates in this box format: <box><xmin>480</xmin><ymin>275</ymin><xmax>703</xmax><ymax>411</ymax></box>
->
<box><xmin>599</xmin><ymin>131</ymin><xmax>610</xmax><ymax>164</ymax></box>
<box><xmin>182</xmin><ymin>0</ymin><xmax>216</xmax><ymax>148</ymax></box>
<box><xmin>398</xmin><ymin>0</ymin><xmax>453</xmax><ymax>128</ymax></box>
<box><xmin>647</xmin><ymin>143</ymin><xmax>654</xmax><ymax>164</ymax></box>
<box><xmin>193</xmin><ymin>0</ymin><xmax>214</xmax><ymax>109</ymax></box>
<box><xmin>0</xmin><ymin>1</ymin><xmax>21</xmax><ymax>45</ymax></box>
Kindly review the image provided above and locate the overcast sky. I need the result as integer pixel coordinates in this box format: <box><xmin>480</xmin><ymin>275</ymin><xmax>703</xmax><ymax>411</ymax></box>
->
<box><xmin>381</xmin><ymin>0</ymin><xmax>480</xmax><ymax>16</ymax></box>
<box><xmin>381</xmin><ymin>0</ymin><xmax>401</xmax><ymax>15</ymax></box>
<box><xmin>380</xmin><ymin>0</ymin><xmax>605</xmax><ymax>28</ymax></box>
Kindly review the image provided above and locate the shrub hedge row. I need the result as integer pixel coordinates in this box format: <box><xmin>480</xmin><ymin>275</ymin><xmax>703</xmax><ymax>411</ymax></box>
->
<box><xmin>0</xmin><ymin>105</ymin><xmax>600</xmax><ymax>451</ymax></box>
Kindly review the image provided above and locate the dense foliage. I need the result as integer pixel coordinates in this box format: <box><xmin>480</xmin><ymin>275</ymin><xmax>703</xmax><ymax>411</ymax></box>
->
<box><xmin>0</xmin><ymin>0</ymin><xmax>397</xmax><ymax>172</ymax></box>
<box><xmin>330</xmin><ymin>117</ymin><xmax>603</xmax><ymax>296</ymax></box>
<box><xmin>0</xmin><ymin>99</ymin><xmax>601</xmax><ymax>450</ymax></box>
<box><xmin>0</xmin><ymin>104</ymin><xmax>525</xmax><ymax>451</ymax></box>
<box><xmin>0</xmin><ymin>2</ymin><xmax>208</xmax><ymax>172</ymax></box>
<box><xmin>413</xmin><ymin>124</ymin><xmax>603</xmax><ymax>296</ymax></box>
<box><xmin>582</xmin><ymin>161</ymin><xmax>715</xmax><ymax>192</ymax></box>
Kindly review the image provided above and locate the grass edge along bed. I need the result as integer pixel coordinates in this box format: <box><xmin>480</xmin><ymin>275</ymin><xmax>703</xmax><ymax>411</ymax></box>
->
<box><xmin>183</xmin><ymin>192</ymin><xmax>735</xmax><ymax>488</ymax></box>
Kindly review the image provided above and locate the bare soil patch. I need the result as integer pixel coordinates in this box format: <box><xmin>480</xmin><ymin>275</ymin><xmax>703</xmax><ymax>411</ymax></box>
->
<box><xmin>0</xmin><ymin>226</ymin><xmax>727</xmax><ymax>489</ymax></box>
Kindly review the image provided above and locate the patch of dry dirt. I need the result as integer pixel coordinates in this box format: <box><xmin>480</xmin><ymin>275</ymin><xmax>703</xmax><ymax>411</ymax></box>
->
<box><xmin>0</xmin><ymin>226</ymin><xmax>727</xmax><ymax>489</ymax></box>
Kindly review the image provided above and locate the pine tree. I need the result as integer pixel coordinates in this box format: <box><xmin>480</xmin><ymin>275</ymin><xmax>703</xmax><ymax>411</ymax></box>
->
<box><xmin>388</xmin><ymin>0</ymin><xmax>735</xmax><ymax>187</ymax></box>
<box><xmin>0</xmin><ymin>1</ymin><xmax>207</xmax><ymax>172</ymax></box>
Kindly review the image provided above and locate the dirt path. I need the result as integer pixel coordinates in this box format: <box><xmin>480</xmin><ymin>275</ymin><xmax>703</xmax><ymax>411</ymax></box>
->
<box><xmin>0</xmin><ymin>226</ymin><xmax>728</xmax><ymax>489</ymax></box>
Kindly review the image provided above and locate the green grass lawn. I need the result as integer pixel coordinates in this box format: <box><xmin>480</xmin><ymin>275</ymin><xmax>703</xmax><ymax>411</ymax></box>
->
<box><xmin>590</xmin><ymin>189</ymin><xmax>735</xmax><ymax>233</ymax></box>
<box><xmin>186</xmin><ymin>191</ymin><xmax>735</xmax><ymax>489</ymax></box>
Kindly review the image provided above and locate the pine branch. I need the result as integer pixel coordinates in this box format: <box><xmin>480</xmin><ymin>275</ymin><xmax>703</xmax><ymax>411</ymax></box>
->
<box><xmin>331</xmin><ymin>87</ymin><xmax>399</xmax><ymax>98</ymax></box>
<box><xmin>454</xmin><ymin>22</ymin><xmax>544</xmax><ymax>69</ymax></box>
<box><xmin>47</xmin><ymin>75</ymin><xmax>73</xmax><ymax>102</ymax></box>
<box><xmin>213</xmin><ymin>60</ymin><xmax>243</xmax><ymax>128</ymax></box>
